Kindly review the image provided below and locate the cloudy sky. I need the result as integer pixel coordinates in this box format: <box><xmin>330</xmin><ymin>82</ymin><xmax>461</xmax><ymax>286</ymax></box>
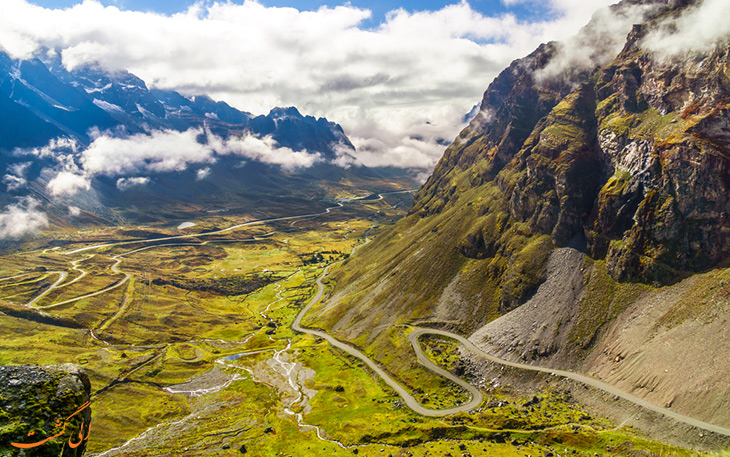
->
<box><xmin>0</xmin><ymin>0</ymin><xmax>626</xmax><ymax>170</ymax></box>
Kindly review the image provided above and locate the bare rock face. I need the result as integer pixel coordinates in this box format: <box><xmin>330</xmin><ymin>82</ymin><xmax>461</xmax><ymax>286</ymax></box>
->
<box><xmin>585</xmin><ymin>19</ymin><xmax>730</xmax><ymax>283</ymax></box>
<box><xmin>413</xmin><ymin>0</ymin><xmax>730</xmax><ymax>286</ymax></box>
<box><xmin>313</xmin><ymin>0</ymin><xmax>730</xmax><ymax>376</ymax></box>
<box><xmin>0</xmin><ymin>364</ymin><xmax>91</xmax><ymax>457</ymax></box>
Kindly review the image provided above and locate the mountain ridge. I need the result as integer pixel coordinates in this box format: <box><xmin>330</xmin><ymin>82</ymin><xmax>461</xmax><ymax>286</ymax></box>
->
<box><xmin>0</xmin><ymin>50</ymin><xmax>417</xmax><ymax>232</ymax></box>
<box><xmin>306</xmin><ymin>0</ymin><xmax>730</xmax><ymax>440</ymax></box>
<box><xmin>1</xmin><ymin>50</ymin><xmax>356</xmax><ymax>160</ymax></box>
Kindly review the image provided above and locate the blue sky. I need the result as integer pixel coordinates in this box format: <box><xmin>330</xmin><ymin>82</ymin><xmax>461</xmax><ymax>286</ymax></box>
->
<box><xmin>31</xmin><ymin>0</ymin><xmax>553</xmax><ymax>24</ymax></box>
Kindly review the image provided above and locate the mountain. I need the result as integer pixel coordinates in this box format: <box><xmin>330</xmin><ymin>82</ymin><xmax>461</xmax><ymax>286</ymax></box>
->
<box><xmin>0</xmin><ymin>52</ymin><xmax>118</xmax><ymax>150</ymax></box>
<box><xmin>0</xmin><ymin>51</ymin><xmax>412</xmax><ymax>227</ymax></box>
<box><xmin>0</xmin><ymin>90</ymin><xmax>63</xmax><ymax>153</ymax></box>
<box><xmin>308</xmin><ymin>0</ymin><xmax>730</xmax><ymax>437</ymax></box>
<box><xmin>1</xmin><ymin>51</ymin><xmax>354</xmax><ymax>159</ymax></box>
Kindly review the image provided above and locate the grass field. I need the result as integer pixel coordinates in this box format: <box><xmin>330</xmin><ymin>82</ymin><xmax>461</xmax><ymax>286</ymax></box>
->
<box><xmin>0</xmin><ymin>192</ymin><xmax>710</xmax><ymax>456</ymax></box>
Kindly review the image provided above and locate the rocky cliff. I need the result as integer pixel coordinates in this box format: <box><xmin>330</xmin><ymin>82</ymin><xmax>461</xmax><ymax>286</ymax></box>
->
<box><xmin>306</xmin><ymin>0</ymin><xmax>730</xmax><ymax>434</ymax></box>
<box><xmin>414</xmin><ymin>0</ymin><xmax>730</xmax><ymax>285</ymax></box>
<box><xmin>0</xmin><ymin>364</ymin><xmax>91</xmax><ymax>457</ymax></box>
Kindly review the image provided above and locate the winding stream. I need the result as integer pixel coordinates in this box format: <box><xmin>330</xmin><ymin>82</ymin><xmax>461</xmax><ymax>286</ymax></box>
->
<box><xmin>210</xmin><ymin>273</ymin><xmax>354</xmax><ymax>448</ymax></box>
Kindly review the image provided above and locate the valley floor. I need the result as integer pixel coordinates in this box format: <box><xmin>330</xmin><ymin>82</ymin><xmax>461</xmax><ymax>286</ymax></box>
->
<box><xmin>0</xmin><ymin>192</ymin><xmax>720</xmax><ymax>457</ymax></box>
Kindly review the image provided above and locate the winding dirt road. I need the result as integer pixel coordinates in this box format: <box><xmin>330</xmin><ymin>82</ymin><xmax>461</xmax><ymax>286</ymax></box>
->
<box><xmin>292</xmin><ymin>228</ymin><xmax>483</xmax><ymax>416</ymax></box>
<box><xmin>33</xmin><ymin>191</ymin><xmax>412</xmax><ymax>308</ymax></box>
<box><xmin>25</xmin><ymin>271</ymin><xmax>67</xmax><ymax>307</ymax></box>
<box><xmin>292</xmin><ymin>263</ymin><xmax>483</xmax><ymax>416</ymax></box>
<box><xmin>64</xmin><ymin>203</ymin><xmax>347</xmax><ymax>255</ymax></box>
<box><xmin>35</xmin><ymin>257</ymin><xmax>130</xmax><ymax>309</ymax></box>
<box><xmin>65</xmin><ymin>189</ymin><xmax>416</xmax><ymax>255</ymax></box>
<box><xmin>19</xmin><ymin>190</ymin><xmax>727</xmax><ymax>438</ymax></box>
<box><xmin>293</xmin><ymin>230</ymin><xmax>730</xmax><ymax>436</ymax></box>
<box><xmin>411</xmin><ymin>328</ymin><xmax>730</xmax><ymax>436</ymax></box>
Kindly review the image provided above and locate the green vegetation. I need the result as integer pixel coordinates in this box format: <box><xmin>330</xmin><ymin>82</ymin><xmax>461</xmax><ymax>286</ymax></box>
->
<box><xmin>420</xmin><ymin>335</ymin><xmax>464</xmax><ymax>372</ymax></box>
<box><xmin>601</xmin><ymin>171</ymin><xmax>631</xmax><ymax>197</ymax></box>
<box><xmin>151</xmin><ymin>273</ymin><xmax>281</xmax><ymax>296</ymax></box>
<box><xmin>600</xmin><ymin>107</ymin><xmax>685</xmax><ymax>144</ymax></box>
<box><xmin>0</xmin><ymin>192</ymin><xmax>715</xmax><ymax>456</ymax></box>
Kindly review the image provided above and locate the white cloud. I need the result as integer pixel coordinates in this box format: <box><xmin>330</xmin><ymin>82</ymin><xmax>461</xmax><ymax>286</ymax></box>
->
<box><xmin>535</xmin><ymin>0</ymin><xmax>618</xmax><ymax>21</ymax></box>
<box><xmin>68</xmin><ymin>205</ymin><xmax>82</xmax><ymax>216</ymax></box>
<box><xmin>211</xmin><ymin>134</ymin><xmax>322</xmax><ymax>170</ymax></box>
<box><xmin>116</xmin><ymin>176</ymin><xmax>150</xmax><ymax>190</ymax></box>
<box><xmin>20</xmin><ymin>128</ymin><xmax>320</xmax><ymax>196</ymax></box>
<box><xmin>332</xmin><ymin>142</ymin><xmax>360</xmax><ymax>168</ymax></box>
<box><xmin>195</xmin><ymin>167</ymin><xmax>211</xmax><ymax>180</ymax></box>
<box><xmin>47</xmin><ymin>170</ymin><xmax>91</xmax><ymax>196</ymax></box>
<box><xmin>0</xmin><ymin>198</ymin><xmax>48</xmax><ymax>239</ymax></box>
<box><xmin>3</xmin><ymin>162</ymin><xmax>31</xmax><ymax>191</ymax></box>
<box><xmin>535</xmin><ymin>2</ymin><xmax>659</xmax><ymax>81</ymax></box>
<box><xmin>79</xmin><ymin>128</ymin><xmax>320</xmax><ymax>175</ymax></box>
<box><xmin>3</xmin><ymin>174</ymin><xmax>27</xmax><ymax>191</ymax></box>
<box><xmin>81</xmin><ymin>128</ymin><xmax>215</xmax><ymax>176</ymax></box>
<box><xmin>642</xmin><ymin>0</ymin><xmax>730</xmax><ymax>58</ymax></box>
<box><xmin>14</xmin><ymin>137</ymin><xmax>78</xmax><ymax>159</ymax></box>
<box><xmin>0</xmin><ymin>0</ymin><xmax>621</xmax><ymax>169</ymax></box>
<box><xmin>42</xmin><ymin>151</ymin><xmax>91</xmax><ymax>197</ymax></box>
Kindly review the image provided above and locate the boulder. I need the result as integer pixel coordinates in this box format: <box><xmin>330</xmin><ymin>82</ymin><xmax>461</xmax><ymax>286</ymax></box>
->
<box><xmin>0</xmin><ymin>364</ymin><xmax>91</xmax><ymax>457</ymax></box>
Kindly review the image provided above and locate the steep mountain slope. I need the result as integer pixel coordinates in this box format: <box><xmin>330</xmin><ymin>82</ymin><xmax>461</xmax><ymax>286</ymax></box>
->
<box><xmin>0</xmin><ymin>52</ymin><xmax>119</xmax><ymax>145</ymax></box>
<box><xmin>0</xmin><ymin>52</ymin><xmax>414</xmax><ymax>227</ymax></box>
<box><xmin>0</xmin><ymin>51</ymin><xmax>354</xmax><ymax>159</ymax></box>
<box><xmin>308</xmin><ymin>0</ymin><xmax>730</xmax><ymax>433</ymax></box>
<box><xmin>0</xmin><ymin>90</ymin><xmax>63</xmax><ymax>153</ymax></box>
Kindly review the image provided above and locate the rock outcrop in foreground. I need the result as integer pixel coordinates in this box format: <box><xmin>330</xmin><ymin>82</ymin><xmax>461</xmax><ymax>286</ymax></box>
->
<box><xmin>0</xmin><ymin>364</ymin><xmax>91</xmax><ymax>457</ymax></box>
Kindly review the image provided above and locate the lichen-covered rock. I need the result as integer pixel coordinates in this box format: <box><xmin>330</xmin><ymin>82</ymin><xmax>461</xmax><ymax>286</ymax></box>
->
<box><xmin>0</xmin><ymin>364</ymin><xmax>91</xmax><ymax>457</ymax></box>
<box><xmin>583</xmin><ymin>12</ymin><xmax>730</xmax><ymax>282</ymax></box>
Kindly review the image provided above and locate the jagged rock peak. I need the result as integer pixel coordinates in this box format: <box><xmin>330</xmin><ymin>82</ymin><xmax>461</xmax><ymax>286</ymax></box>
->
<box><xmin>411</xmin><ymin>0</ymin><xmax>730</xmax><ymax>284</ymax></box>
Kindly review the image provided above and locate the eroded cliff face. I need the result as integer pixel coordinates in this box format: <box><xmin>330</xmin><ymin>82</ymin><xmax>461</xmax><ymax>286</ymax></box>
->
<box><xmin>308</xmin><ymin>0</ymin><xmax>730</xmax><ymax>407</ymax></box>
<box><xmin>415</xmin><ymin>0</ymin><xmax>730</xmax><ymax>285</ymax></box>
<box><xmin>587</xmin><ymin>22</ymin><xmax>730</xmax><ymax>283</ymax></box>
<box><xmin>0</xmin><ymin>364</ymin><xmax>91</xmax><ymax>457</ymax></box>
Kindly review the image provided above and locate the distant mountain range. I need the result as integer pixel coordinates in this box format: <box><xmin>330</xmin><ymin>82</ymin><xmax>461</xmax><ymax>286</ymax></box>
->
<box><xmin>0</xmin><ymin>50</ymin><xmax>414</xmax><ymax>229</ymax></box>
<box><xmin>0</xmin><ymin>50</ymin><xmax>353</xmax><ymax>159</ymax></box>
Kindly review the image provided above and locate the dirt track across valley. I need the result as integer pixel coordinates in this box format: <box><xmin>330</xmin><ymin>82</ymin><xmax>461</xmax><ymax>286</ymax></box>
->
<box><xmin>293</xmin><ymin>234</ymin><xmax>730</xmax><ymax>438</ymax></box>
